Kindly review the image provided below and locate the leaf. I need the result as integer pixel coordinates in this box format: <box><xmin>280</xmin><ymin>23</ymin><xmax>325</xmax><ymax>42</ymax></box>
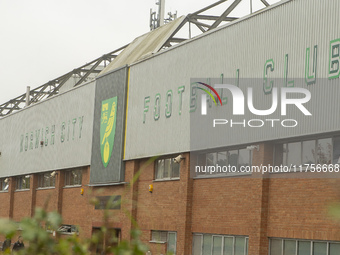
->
<box><xmin>0</xmin><ymin>219</ymin><xmax>17</xmax><ymax>238</ymax></box>
<box><xmin>328</xmin><ymin>203</ymin><xmax>340</xmax><ymax>219</ymax></box>
<box><xmin>47</xmin><ymin>211</ymin><xmax>62</xmax><ymax>230</ymax></box>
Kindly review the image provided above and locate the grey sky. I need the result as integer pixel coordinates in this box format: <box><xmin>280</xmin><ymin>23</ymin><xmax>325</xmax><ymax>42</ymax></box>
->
<box><xmin>0</xmin><ymin>0</ymin><xmax>279</xmax><ymax>105</ymax></box>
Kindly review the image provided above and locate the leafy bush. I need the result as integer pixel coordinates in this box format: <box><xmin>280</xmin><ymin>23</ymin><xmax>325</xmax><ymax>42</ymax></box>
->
<box><xmin>0</xmin><ymin>206</ymin><xmax>148</xmax><ymax>255</ymax></box>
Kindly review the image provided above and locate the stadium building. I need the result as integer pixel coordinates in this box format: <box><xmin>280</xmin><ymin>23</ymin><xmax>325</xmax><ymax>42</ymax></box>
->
<box><xmin>1</xmin><ymin>0</ymin><xmax>340</xmax><ymax>254</ymax></box>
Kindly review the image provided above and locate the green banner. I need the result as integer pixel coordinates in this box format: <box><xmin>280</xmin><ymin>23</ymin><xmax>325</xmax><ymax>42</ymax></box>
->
<box><xmin>100</xmin><ymin>97</ymin><xmax>117</xmax><ymax>168</ymax></box>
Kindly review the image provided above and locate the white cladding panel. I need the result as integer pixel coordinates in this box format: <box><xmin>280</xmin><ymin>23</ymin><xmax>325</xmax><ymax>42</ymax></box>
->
<box><xmin>0</xmin><ymin>82</ymin><xmax>95</xmax><ymax>177</ymax></box>
<box><xmin>125</xmin><ymin>0</ymin><xmax>340</xmax><ymax>159</ymax></box>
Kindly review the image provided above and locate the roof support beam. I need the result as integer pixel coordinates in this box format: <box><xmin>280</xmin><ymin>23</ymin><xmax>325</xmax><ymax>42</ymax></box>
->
<box><xmin>189</xmin><ymin>19</ymin><xmax>211</xmax><ymax>29</ymax></box>
<box><xmin>0</xmin><ymin>0</ymin><xmax>274</xmax><ymax>117</ymax></box>
<box><xmin>193</xmin><ymin>15</ymin><xmax>237</xmax><ymax>22</ymax></box>
<box><xmin>191</xmin><ymin>0</ymin><xmax>228</xmax><ymax>15</ymax></box>
<box><xmin>260</xmin><ymin>0</ymin><xmax>270</xmax><ymax>7</ymax></box>
<box><xmin>208</xmin><ymin>0</ymin><xmax>242</xmax><ymax>30</ymax></box>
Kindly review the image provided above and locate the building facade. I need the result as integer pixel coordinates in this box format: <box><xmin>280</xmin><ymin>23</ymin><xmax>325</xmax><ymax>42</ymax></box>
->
<box><xmin>1</xmin><ymin>0</ymin><xmax>340</xmax><ymax>254</ymax></box>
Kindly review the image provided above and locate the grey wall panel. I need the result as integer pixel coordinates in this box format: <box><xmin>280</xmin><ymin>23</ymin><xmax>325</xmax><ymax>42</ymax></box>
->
<box><xmin>125</xmin><ymin>0</ymin><xmax>340</xmax><ymax>159</ymax></box>
<box><xmin>90</xmin><ymin>67</ymin><xmax>127</xmax><ymax>184</ymax></box>
<box><xmin>0</xmin><ymin>82</ymin><xmax>96</xmax><ymax>178</ymax></box>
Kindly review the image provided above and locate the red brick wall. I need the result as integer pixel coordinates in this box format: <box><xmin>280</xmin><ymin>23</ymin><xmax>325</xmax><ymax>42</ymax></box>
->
<box><xmin>58</xmin><ymin>166</ymin><xmax>132</xmax><ymax>240</ymax></box>
<box><xmin>191</xmin><ymin>143</ymin><xmax>272</xmax><ymax>255</ymax></box>
<box><xmin>60</xmin><ymin>167</ymin><xmax>92</xmax><ymax>238</ymax></box>
<box><xmin>58</xmin><ymin>162</ymin><xmax>141</xmax><ymax>240</ymax></box>
<box><xmin>134</xmin><ymin>153</ymin><xmax>191</xmax><ymax>255</ymax></box>
<box><xmin>12</xmin><ymin>190</ymin><xmax>31</xmax><ymax>221</ymax></box>
<box><xmin>0</xmin><ymin>192</ymin><xmax>10</xmax><ymax>218</ymax></box>
<box><xmin>267</xmin><ymin>178</ymin><xmax>340</xmax><ymax>241</ymax></box>
<box><xmin>2</xmin><ymin>143</ymin><xmax>340</xmax><ymax>255</ymax></box>
<box><xmin>35</xmin><ymin>188</ymin><xmax>58</xmax><ymax>212</ymax></box>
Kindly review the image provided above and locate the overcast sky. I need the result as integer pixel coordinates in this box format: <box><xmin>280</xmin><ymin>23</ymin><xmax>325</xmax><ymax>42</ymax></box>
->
<box><xmin>0</xmin><ymin>0</ymin><xmax>280</xmax><ymax>105</ymax></box>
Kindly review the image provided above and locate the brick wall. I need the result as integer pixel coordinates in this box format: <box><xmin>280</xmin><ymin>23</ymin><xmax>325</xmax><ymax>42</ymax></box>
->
<box><xmin>134</xmin><ymin>152</ymin><xmax>192</xmax><ymax>255</ymax></box>
<box><xmin>1</xmin><ymin>143</ymin><xmax>340</xmax><ymax>255</ymax></box>
<box><xmin>267</xmin><ymin>178</ymin><xmax>340</xmax><ymax>241</ymax></box>
<box><xmin>12</xmin><ymin>190</ymin><xmax>32</xmax><ymax>221</ymax></box>
<box><xmin>0</xmin><ymin>192</ymin><xmax>10</xmax><ymax>218</ymax></box>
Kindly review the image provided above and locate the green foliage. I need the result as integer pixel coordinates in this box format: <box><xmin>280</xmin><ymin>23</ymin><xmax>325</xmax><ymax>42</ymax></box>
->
<box><xmin>328</xmin><ymin>202</ymin><xmax>340</xmax><ymax>220</ymax></box>
<box><xmin>0</xmin><ymin>206</ymin><xmax>148</xmax><ymax>255</ymax></box>
<box><xmin>111</xmin><ymin>230</ymin><xmax>148</xmax><ymax>255</ymax></box>
<box><xmin>0</xmin><ymin>219</ymin><xmax>17</xmax><ymax>239</ymax></box>
<box><xmin>0</xmin><ymin>159</ymin><xmax>160</xmax><ymax>255</ymax></box>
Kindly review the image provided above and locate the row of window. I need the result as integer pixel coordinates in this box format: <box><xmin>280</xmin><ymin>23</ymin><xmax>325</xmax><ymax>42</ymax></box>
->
<box><xmin>154</xmin><ymin>148</ymin><xmax>252</xmax><ymax>181</ymax></box>
<box><xmin>270</xmin><ymin>239</ymin><xmax>340</xmax><ymax>255</ymax></box>
<box><xmin>148</xmin><ymin>234</ymin><xmax>340</xmax><ymax>255</ymax></box>
<box><xmin>192</xmin><ymin>234</ymin><xmax>248</xmax><ymax>255</ymax></box>
<box><xmin>2</xmin><ymin>136</ymin><xmax>339</xmax><ymax>188</ymax></box>
<box><xmin>0</xmin><ymin>168</ymin><xmax>83</xmax><ymax>191</ymax></box>
<box><xmin>190</xmin><ymin>136</ymin><xmax>340</xmax><ymax>178</ymax></box>
<box><xmin>196</xmin><ymin>148</ymin><xmax>251</xmax><ymax>176</ymax></box>
<box><xmin>274</xmin><ymin>137</ymin><xmax>339</xmax><ymax>167</ymax></box>
<box><xmin>154</xmin><ymin>136</ymin><xmax>340</xmax><ymax>181</ymax></box>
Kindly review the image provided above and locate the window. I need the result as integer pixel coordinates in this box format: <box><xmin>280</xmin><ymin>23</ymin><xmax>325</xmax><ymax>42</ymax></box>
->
<box><xmin>270</xmin><ymin>239</ymin><xmax>282</xmax><ymax>255</ymax></box>
<box><xmin>212</xmin><ymin>236</ymin><xmax>222</xmax><ymax>255</ymax></box>
<box><xmin>317</xmin><ymin>138</ymin><xmax>332</xmax><ymax>164</ymax></box>
<box><xmin>151</xmin><ymin>231</ymin><xmax>177</xmax><ymax>254</ymax></box>
<box><xmin>151</xmin><ymin>230</ymin><xmax>168</xmax><ymax>243</ymax></box>
<box><xmin>298</xmin><ymin>241</ymin><xmax>311</xmax><ymax>255</ymax></box>
<box><xmin>287</xmin><ymin>142</ymin><xmax>302</xmax><ymax>166</ymax></box>
<box><xmin>0</xmin><ymin>178</ymin><xmax>9</xmax><ymax>191</ymax></box>
<box><xmin>46</xmin><ymin>224</ymin><xmax>79</xmax><ymax>235</ymax></box>
<box><xmin>155</xmin><ymin>158</ymin><xmax>180</xmax><ymax>180</ymax></box>
<box><xmin>193</xmin><ymin>234</ymin><xmax>203</xmax><ymax>255</ymax></box>
<box><xmin>274</xmin><ymin>137</ymin><xmax>335</xmax><ymax>167</ymax></box>
<box><xmin>196</xmin><ymin>147</ymin><xmax>251</xmax><ymax>177</ymax></box>
<box><xmin>284</xmin><ymin>240</ymin><xmax>296</xmax><ymax>255</ymax></box>
<box><xmin>313</xmin><ymin>242</ymin><xmax>327</xmax><ymax>255</ymax></box>
<box><xmin>302</xmin><ymin>140</ymin><xmax>315</xmax><ymax>165</ymax></box>
<box><xmin>270</xmin><ymin>239</ymin><xmax>340</xmax><ymax>255</ymax></box>
<box><xmin>168</xmin><ymin>232</ymin><xmax>177</xmax><ymax>254</ymax></box>
<box><xmin>57</xmin><ymin>224</ymin><xmax>79</xmax><ymax>234</ymax></box>
<box><xmin>65</xmin><ymin>168</ymin><xmax>82</xmax><ymax>186</ymax></box>
<box><xmin>38</xmin><ymin>172</ymin><xmax>55</xmax><ymax>188</ymax></box>
<box><xmin>192</xmin><ymin>234</ymin><xmax>248</xmax><ymax>255</ymax></box>
<box><xmin>332</xmin><ymin>137</ymin><xmax>340</xmax><ymax>164</ymax></box>
<box><xmin>16</xmin><ymin>175</ymin><xmax>30</xmax><ymax>190</ymax></box>
<box><xmin>330</xmin><ymin>243</ymin><xmax>340</xmax><ymax>255</ymax></box>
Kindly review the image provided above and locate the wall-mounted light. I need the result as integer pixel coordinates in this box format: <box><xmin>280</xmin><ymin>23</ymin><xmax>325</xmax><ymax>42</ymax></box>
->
<box><xmin>3</xmin><ymin>178</ymin><xmax>9</xmax><ymax>191</ymax></box>
<box><xmin>25</xmin><ymin>175</ymin><xmax>31</xmax><ymax>178</ymax></box>
<box><xmin>174</xmin><ymin>154</ymin><xmax>184</xmax><ymax>164</ymax></box>
<box><xmin>149</xmin><ymin>184</ymin><xmax>153</xmax><ymax>193</ymax></box>
<box><xmin>80</xmin><ymin>188</ymin><xmax>84</xmax><ymax>196</ymax></box>
<box><xmin>246</xmin><ymin>145</ymin><xmax>259</xmax><ymax>151</ymax></box>
<box><xmin>51</xmin><ymin>171</ymin><xmax>57</xmax><ymax>177</ymax></box>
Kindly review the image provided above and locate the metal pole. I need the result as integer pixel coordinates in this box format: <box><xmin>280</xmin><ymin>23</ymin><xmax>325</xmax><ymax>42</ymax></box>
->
<box><xmin>25</xmin><ymin>86</ymin><xmax>30</xmax><ymax>107</ymax></box>
<box><xmin>150</xmin><ymin>8</ymin><xmax>153</xmax><ymax>30</ymax></box>
<box><xmin>159</xmin><ymin>0</ymin><xmax>165</xmax><ymax>26</ymax></box>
